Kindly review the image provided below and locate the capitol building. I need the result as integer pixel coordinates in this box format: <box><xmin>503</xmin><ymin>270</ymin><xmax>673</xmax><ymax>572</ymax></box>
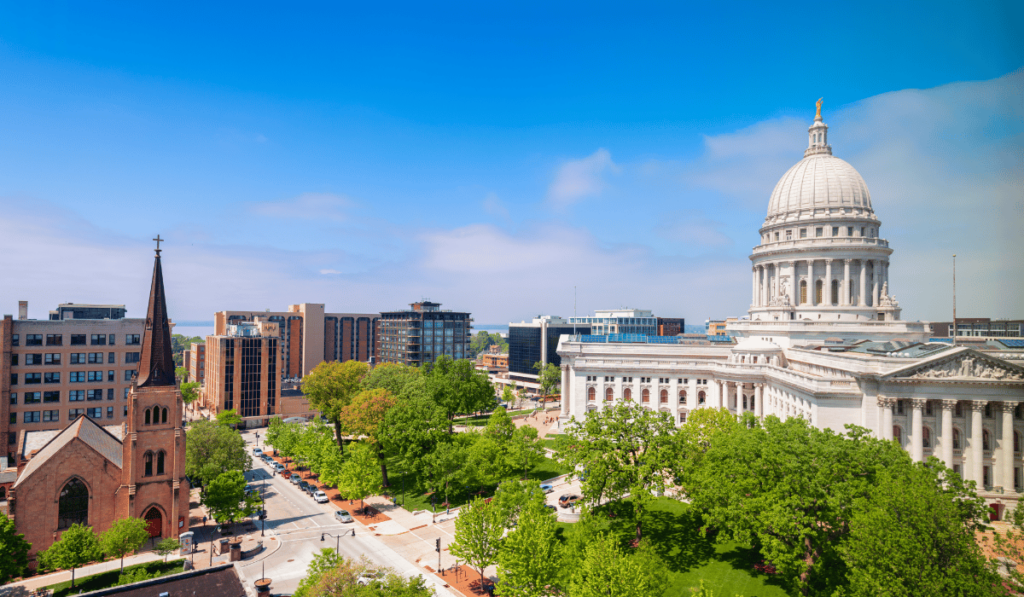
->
<box><xmin>556</xmin><ymin>103</ymin><xmax>1024</xmax><ymax>517</ymax></box>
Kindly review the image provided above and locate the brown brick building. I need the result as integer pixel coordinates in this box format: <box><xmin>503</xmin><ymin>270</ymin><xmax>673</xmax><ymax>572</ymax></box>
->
<box><xmin>214</xmin><ymin>305</ymin><xmax>378</xmax><ymax>377</ymax></box>
<box><xmin>8</xmin><ymin>246</ymin><xmax>189</xmax><ymax>566</ymax></box>
<box><xmin>202</xmin><ymin>319</ymin><xmax>282</xmax><ymax>425</ymax></box>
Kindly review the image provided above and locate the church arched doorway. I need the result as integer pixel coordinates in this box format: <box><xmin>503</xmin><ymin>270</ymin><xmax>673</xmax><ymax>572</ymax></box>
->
<box><xmin>143</xmin><ymin>507</ymin><xmax>163</xmax><ymax>538</ymax></box>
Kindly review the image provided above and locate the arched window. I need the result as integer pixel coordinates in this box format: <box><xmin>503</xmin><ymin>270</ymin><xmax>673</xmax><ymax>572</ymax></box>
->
<box><xmin>144</xmin><ymin>452</ymin><xmax>153</xmax><ymax>477</ymax></box>
<box><xmin>742</xmin><ymin>395</ymin><xmax>748</xmax><ymax>410</ymax></box>
<box><xmin>815</xmin><ymin>280</ymin><xmax>823</xmax><ymax>304</ymax></box>
<box><xmin>831</xmin><ymin>280</ymin><xmax>839</xmax><ymax>305</ymax></box>
<box><xmin>587</xmin><ymin>387</ymin><xmax>595</xmax><ymax>402</ymax></box>
<box><xmin>605</xmin><ymin>387</ymin><xmax>613</xmax><ymax>402</ymax></box>
<box><xmin>983</xmin><ymin>429</ymin><xmax>991</xmax><ymax>451</ymax></box>
<box><xmin>800</xmin><ymin>280</ymin><xmax>807</xmax><ymax>305</ymax></box>
<box><xmin>953</xmin><ymin>428</ymin><xmax>961</xmax><ymax>450</ymax></box>
<box><xmin>922</xmin><ymin>427</ymin><xmax>931</xmax><ymax>448</ymax></box>
<box><xmin>660</xmin><ymin>389</ymin><xmax>668</xmax><ymax>404</ymax></box>
<box><xmin>152</xmin><ymin>406</ymin><xmax>160</xmax><ymax>424</ymax></box>
<box><xmin>698</xmin><ymin>391</ymin><xmax>706</xmax><ymax>405</ymax></box>
<box><xmin>679</xmin><ymin>410</ymin><xmax>687</xmax><ymax>424</ymax></box>
<box><xmin>156</xmin><ymin>451</ymin><xmax>165</xmax><ymax>475</ymax></box>
<box><xmin>624</xmin><ymin>388</ymin><xmax>632</xmax><ymax>401</ymax></box>
<box><xmin>893</xmin><ymin>426</ymin><xmax>903</xmax><ymax>446</ymax></box>
<box><xmin>642</xmin><ymin>389</ymin><xmax>650</xmax><ymax>403</ymax></box>
<box><xmin>750</xmin><ymin>395</ymin><xmax>756</xmax><ymax>411</ymax></box>
<box><xmin>58</xmin><ymin>478</ymin><xmax>89</xmax><ymax>529</ymax></box>
<box><xmin>955</xmin><ymin>402</ymin><xmax>963</xmax><ymax>418</ymax></box>
<box><xmin>144</xmin><ymin>409</ymin><xmax>151</xmax><ymax>425</ymax></box>
<box><xmin>679</xmin><ymin>391</ymin><xmax>686</xmax><ymax>405</ymax></box>
<box><xmin>161</xmin><ymin>407</ymin><xmax>168</xmax><ymax>424</ymax></box>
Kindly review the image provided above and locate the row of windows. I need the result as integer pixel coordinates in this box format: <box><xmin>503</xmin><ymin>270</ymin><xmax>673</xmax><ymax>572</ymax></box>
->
<box><xmin>10</xmin><ymin>370</ymin><xmax>135</xmax><ymax>385</ymax></box>
<box><xmin>892</xmin><ymin>400</ymin><xmax>1024</xmax><ymax>419</ymax></box>
<box><xmin>11</xmin><ymin>388</ymin><xmax>124</xmax><ymax>404</ymax></box>
<box><xmin>12</xmin><ymin>406</ymin><xmax>118</xmax><ymax>424</ymax></box>
<box><xmin>587</xmin><ymin>387</ymin><xmax>722</xmax><ymax>407</ymax></box>
<box><xmin>10</xmin><ymin>352</ymin><xmax>140</xmax><ymax>365</ymax></box>
<box><xmin>765</xmin><ymin>226</ymin><xmax>875</xmax><ymax>244</ymax></box>
<box><xmin>584</xmin><ymin>376</ymin><xmax>704</xmax><ymax>385</ymax></box>
<box><xmin>11</xmin><ymin>333</ymin><xmax>140</xmax><ymax>347</ymax></box>
<box><xmin>892</xmin><ymin>426</ymin><xmax>1024</xmax><ymax>454</ymax></box>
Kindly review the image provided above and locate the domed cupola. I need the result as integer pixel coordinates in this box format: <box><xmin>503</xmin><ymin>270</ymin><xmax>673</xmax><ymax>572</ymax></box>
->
<box><xmin>805</xmin><ymin>98</ymin><xmax>831</xmax><ymax>157</ymax></box>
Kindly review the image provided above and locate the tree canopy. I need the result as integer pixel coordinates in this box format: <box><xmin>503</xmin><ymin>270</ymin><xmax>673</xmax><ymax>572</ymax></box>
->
<box><xmin>424</xmin><ymin>355</ymin><xmax>495</xmax><ymax>430</ymax></box>
<box><xmin>333</xmin><ymin>442</ymin><xmax>383</xmax><ymax>511</ymax></box>
<box><xmin>449</xmin><ymin>496</ymin><xmax>505</xmax><ymax>585</ymax></box>
<box><xmin>303</xmin><ymin>360</ymin><xmax>369</xmax><ymax>451</ymax></box>
<box><xmin>533</xmin><ymin>362</ymin><xmax>561</xmax><ymax>397</ymax></box>
<box><xmin>39</xmin><ymin>524</ymin><xmax>102</xmax><ymax>588</ymax></box>
<box><xmin>185</xmin><ymin>419</ymin><xmax>251</xmax><ymax>488</ymax></box>
<box><xmin>0</xmin><ymin>513</ymin><xmax>30</xmax><ymax>584</ymax></box>
<box><xmin>99</xmin><ymin>517</ymin><xmax>150</xmax><ymax>573</ymax></box>
<box><xmin>202</xmin><ymin>470</ymin><xmax>262</xmax><ymax>525</ymax></box>
<box><xmin>340</xmin><ymin>388</ymin><xmax>398</xmax><ymax>486</ymax></box>
<box><xmin>496</xmin><ymin>504</ymin><xmax>562</xmax><ymax>597</ymax></box>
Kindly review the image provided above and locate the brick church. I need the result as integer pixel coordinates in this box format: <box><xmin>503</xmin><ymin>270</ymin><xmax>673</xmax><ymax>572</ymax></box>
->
<box><xmin>9</xmin><ymin>244</ymin><xmax>190</xmax><ymax>566</ymax></box>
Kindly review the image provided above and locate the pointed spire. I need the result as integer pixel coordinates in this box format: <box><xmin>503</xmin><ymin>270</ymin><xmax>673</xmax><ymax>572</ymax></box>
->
<box><xmin>136</xmin><ymin>238</ymin><xmax>176</xmax><ymax>387</ymax></box>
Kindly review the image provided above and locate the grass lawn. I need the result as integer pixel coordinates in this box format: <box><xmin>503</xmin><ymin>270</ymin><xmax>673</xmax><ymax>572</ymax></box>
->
<box><xmin>561</xmin><ymin>498</ymin><xmax>792</xmax><ymax>597</ymax></box>
<box><xmin>45</xmin><ymin>559</ymin><xmax>185</xmax><ymax>597</ymax></box>
<box><xmin>541</xmin><ymin>434</ymin><xmax>564</xmax><ymax>450</ymax></box>
<box><xmin>384</xmin><ymin>455</ymin><xmax>571</xmax><ymax>513</ymax></box>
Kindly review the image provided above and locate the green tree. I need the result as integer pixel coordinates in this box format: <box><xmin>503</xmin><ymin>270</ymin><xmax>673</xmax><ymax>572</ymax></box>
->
<box><xmin>0</xmin><ymin>512</ymin><xmax>30</xmax><ymax>584</ymax></box>
<box><xmin>532</xmin><ymin>362</ymin><xmax>561</xmax><ymax>397</ymax></box>
<box><xmin>361</xmin><ymin>362</ymin><xmax>424</xmax><ymax>399</ymax></box>
<box><xmin>265</xmin><ymin>418</ymin><xmax>302</xmax><ymax>461</ymax></box>
<box><xmin>39</xmin><ymin>524</ymin><xmax>101</xmax><ymax>588</ymax></box>
<box><xmin>687</xmin><ymin>416</ymin><xmax>912</xmax><ymax>596</ymax></box>
<box><xmin>292</xmin><ymin>420</ymin><xmax>336</xmax><ymax>475</ymax></box>
<box><xmin>216</xmin><ymin>408</ymin><xmax>243</xmax><ymax>428</ymax></box>
<box><xmin>569</xmin><ymin>532</ymin><xmax>667</xmax><ymax>597</ymax></box>
<box><xmin>175</xmin><ymin>366</ymin><xmax>189</xmax><ymax>380</ymax></box>
<box><xmin>335</xmin><ymin>442</ymin><xmax>383</xmax><ymax>512</ymax></box>
<box><xmin>558</xmin><ymin>402</ymin><xmax>677</xmax><ymax>541</ymax></box>
<box><xmin>464</xmin><ymin>407</ymin><xmax>519</xmax><ymax>485</ymax></box>
<box><xmin>339</xmin><ymin>388</ymin><xmax>398</xmax><ymax>486</ymax></box>
<box><xmin>500</xmin><ymin>385</ymin><xmax>516</xmax><ymax>409</ymax></box>
<box><xmin>496</xmin><ymin>504</ymin><xmax>562</xmax><ymax>597</ymax></box>
<box><xmin>99</xmin><ymin>517</ymin><xmax>150</xmax><ymax>573</ymax></box>
<box><xmin>840</xmin><ymin>458</ymin><xmax>999</xmax><ymax>596</ymax></box>
<box><xmin>303</xmin><ymin>360</ymin><xmax>369</xmax><ymax>452</ymax></box>
<box><xmin>425</xmin><ymin>355</ymin><xmax>495</xmax><ymax>432</ymax></box>
<box><xmin>508</xmin><ymin>425</ymin><xmax>544</xmax><ymax>479</ymax></box>
<box><xmin>449</xmin><ymin>497</ymin><xmax>504</xmax><ymax>586</ymax></box>
<box><xmin>203</xmin><ymin>470</ymin><xmax>262</xmax><ymax>526</ymax></box>
<box><xmin>294</xmin><ymin>548</ymin><xmax>344</xmax><ymax>597</ymax></box>
<box><xmin>424</xmin><ymin>432</ymin><xmax>476</xmax><ymax>506</ymax></box>
<box><xmin>380</xmin><ymin>394</ymin><xmax>449</xmax><ymax>487</ymax></box>
<box><xmin>491</xmin><ymin>479</ymin><xmax>547</xmax><ymax>530</ymax></box>
<box><xmin>992</xmin><ymin>498</ymin><xmax>1024</xmax><ymax>592</ymax></box>
<box><xmin>185</xmin><ymin>419</ymin><xmax>251</xmax><ymax>488</ymax></box>
<box><xmin>180</xmin><ymin>381</ymin><xmax>200</xmax><ymax>409</ymax></box>
<box><xmin>673</xmin><ymin>406</ymin><xmax>741</xmax><ymax>489</ymax></box>
<box><xmin>154</xmin><ymin>538</ymin><xmax>180</xmax><ymax>562</ymax></box>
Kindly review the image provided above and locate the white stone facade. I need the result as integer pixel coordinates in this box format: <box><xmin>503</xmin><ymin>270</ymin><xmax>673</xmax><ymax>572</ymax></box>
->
<box><xmin>556</xmin><ymin>106</ymin><xmax>1024</xmax><ymax>516</ymax></box>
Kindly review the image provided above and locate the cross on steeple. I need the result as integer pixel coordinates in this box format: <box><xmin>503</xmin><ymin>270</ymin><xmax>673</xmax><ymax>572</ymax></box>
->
<box><xmin>153</xmin><ymin>235</ymin><xmax>163</xmax><ymax>255</ymax></box>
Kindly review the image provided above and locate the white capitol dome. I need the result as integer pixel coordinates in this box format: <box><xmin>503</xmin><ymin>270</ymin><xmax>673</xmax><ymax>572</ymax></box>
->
<box><xmin>764</xmin><ymin>104</ymin><xmax>874</xmax><ymax>222</ymax></box>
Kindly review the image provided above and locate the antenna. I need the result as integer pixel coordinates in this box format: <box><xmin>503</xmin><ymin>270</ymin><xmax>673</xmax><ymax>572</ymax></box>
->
<box><xmin>952</xmin><ymin>254</ymin><xmax>957</xmax><ymax>347</ymax></box>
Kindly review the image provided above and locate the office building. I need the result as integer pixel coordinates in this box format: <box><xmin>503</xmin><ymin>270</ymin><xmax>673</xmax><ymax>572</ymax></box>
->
<box><xmin>377</xmin><ymin>301</ymin><xmax>471</xmax><ymax>367</ymax></box>
<box><xmin>204</xmin><ymin>319</ymin><xmax>281</xmax><ymax>424</ymax></box>
<box><xmin>657</xmin><ymin>317</ymin><xmax>685</xmax><ymax>336</ymax></box>
<box><xmin>568</xmin><ymin>309</ymin><xmax>657</xmax><ymax>336</ymax></box>
<box><xmin>508</xmin><ymin>316</ymin><xmax>590</xmax><ymax>377</ymax></box>
<box><xmin>187</xmin><ymin>342</ymin><xmax>206</xmax><ymax>384</ymax></box>
<box><xmin>2</xmin><ymin>302</ymin><xmax>146</xmax><ymax>461</ymax></box>
<box><xmin>930</xmin><ymin>319</ymin><xmax>1024</xmax><ymax>340</ymax></box>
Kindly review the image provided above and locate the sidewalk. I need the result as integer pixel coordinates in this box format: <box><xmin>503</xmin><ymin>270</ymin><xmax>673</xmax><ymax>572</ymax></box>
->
<box><xmin>0</xmin><ymin>552</ymin><xmax>172</xmax><ymax>595</ymax></box>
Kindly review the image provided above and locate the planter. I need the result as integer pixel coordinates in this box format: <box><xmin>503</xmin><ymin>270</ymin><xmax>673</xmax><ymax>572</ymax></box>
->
<box><xmin>255</xmin><ymin>577</ymin><xmax>272</xmax><ymax>597</ymax></box>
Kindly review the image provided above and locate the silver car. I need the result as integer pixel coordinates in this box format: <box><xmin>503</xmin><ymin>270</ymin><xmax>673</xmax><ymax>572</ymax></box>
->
<box><xmin>334</xmin><ymin>509</ymin><xmax>353</xmax><ymax>523</ymax></box>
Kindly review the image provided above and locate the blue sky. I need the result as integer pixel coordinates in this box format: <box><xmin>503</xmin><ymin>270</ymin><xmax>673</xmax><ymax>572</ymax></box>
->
<box><xmin>0</xmin><ymin>2</ymin><xmax>1021</xmax><ymax>325</ymax></box>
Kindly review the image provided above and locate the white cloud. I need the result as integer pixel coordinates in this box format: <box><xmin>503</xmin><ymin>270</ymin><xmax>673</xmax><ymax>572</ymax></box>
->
<box><xmin>251</xmin><ymin>192</ymin><xmax>354</xmax><ymax>222</ymax></box>
<box><xmin>320</xmin><ymin>269</ymin><xmax>342</xmax><ymax>275</ymax></box>
<box><xmin>482</xmin><ymin>191</ymin><xmax>510</xmax><ymax>219</ymax></box>
<box><xmin>547</xmin><ymin>148</ymin><xmax>619</xmax><ymax>207</ymax></box>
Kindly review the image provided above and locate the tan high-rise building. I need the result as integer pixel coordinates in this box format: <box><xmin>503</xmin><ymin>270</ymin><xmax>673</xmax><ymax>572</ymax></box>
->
<box><xmin>214</xmin><ymin>304</ymin><xmax>378</xmax><ymax>377</ymax></box>
<box><xmin>203</xmin><ymin>319</ymin><xmax>281</xmax><ymax>422</ymax></box>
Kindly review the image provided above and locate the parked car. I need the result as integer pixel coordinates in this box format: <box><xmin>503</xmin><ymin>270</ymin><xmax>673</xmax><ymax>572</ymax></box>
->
<box><xmin>357</xmin><ymin>570</ymin><xmax>386</xmax><ymax>586</ymax></box>
<box><xmin>540</xmin><ymin>483</ymin><xmax>554</xmax><ymax>494</ymax></box>
<box><xmin>306</xmin><ymin>484</ymin><xmax>319</xmax><ymax>496</ymax></box>
<box><xmin>253</xmin><ymin>448</ymin><xmax>263</xmax><ymax>457</ymax></box>
<box><xmin>558</xmin><ymin>494</ymin><xmax>580</xmax><ymax>508</ymax></box>
<box><xmin>314</xmin><ymin>490</ymin><xmax>329</xmax><ymax>503</ymax></box>
<box><xmin>335</xmin><ymin>509</ymin><xmax>354</xmax><ymax>523</ymax></box>
<box><xmin>273</xmin><ymin>463</ymin><xmax>285</xmax><ymax>473</ymax></box>
<box><xmin>290</xmin><ymin>474</ymin><xmax>302</xmax><ymax>485</ymax></box>
<box><xmin>298</xmin><ymin>481</ymin><xmax>310</xmax><ymax>493</ymax></box>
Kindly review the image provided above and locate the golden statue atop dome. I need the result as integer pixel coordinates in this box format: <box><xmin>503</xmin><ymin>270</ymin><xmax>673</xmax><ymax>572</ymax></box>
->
<box><xmin>815</xmin><ymin>97</ymin><xmax>823</xmax><ymax>120</ymax></box>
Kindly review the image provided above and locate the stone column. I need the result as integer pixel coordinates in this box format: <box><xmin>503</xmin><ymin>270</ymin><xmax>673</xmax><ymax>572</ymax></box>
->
<box><xmin>825</xmin><ymin>259</ymin><xmax>833</xmax><ymax>306</ymax></box>
<box><xmin>871</xmin><ymin>260</ymin><xmax>879</xmax><ymax>307</ymax></box>
<box><xmin>762</xmin><ymin>266</ymin><xmax>770</xmax><ymax>306</ymax></box>
<box><xmin>752</xmin><ymin>267</ymin><xmax>759</xmax><ymax>307</ymax></box>
<box><xmin>971</xmin><ymin>401</ymin><xmax>986</xmax><ymax>488</ymax></box>
<box><xmin>787</xmin><ymin>261</ymin><xmax>797</xmax><ymax>306</ymax></box>
<box><xmin>560</xmin><ymin>365</ymin><xmax>570</xmax><ymax>416</ymax></box>
<box><xmin>842</xmin><ymin>259</ymin><xmax>851</xmax><ymax>306</ymax></box>
<box><xmin>755</xmin><ymin>383</ymin><xmax>764</xmax><ymax>417</ymax></box>
<box><xmin>911</xmin><ymin>399</ymin><xmax>925</xmax><ymax>462</ymax></box>
<box><xmin>807</xmin><ymin>259</ymin><xmax>816</xmax><ymax>306</ymax></box>
<box><xmin>1001</xmin><ymin>402</ymin><xmax>1015</xmax><ymax>491</ymax></box>
<box><xmin>715</xmin><ymin>380</ymin><xmax>724</xmax><ymax>409</ymax></box>
<box><xmin>941</xmin><ymin>400</ymin><xmax>956</xmax><ymax>470</ymax></box>
<box><xmin>879</xmin><ymin>397</ymin><xmax>893</xmax><ymax>440</ymax></box>
<box><xmin>859</xmin><ymin>260</ymin><xmax>867</xmax><ymax>307</ymax></box>
<box><xmin>773</xmin><ymin>263</ymin><xmax>781</xmax><ymax>302</ymax></box>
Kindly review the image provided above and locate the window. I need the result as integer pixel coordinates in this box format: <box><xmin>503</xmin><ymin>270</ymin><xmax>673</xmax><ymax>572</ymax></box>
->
<box><xmin>742</xmin><ymin>395</ymin><xmax>748</xmax><ymax>410</ymax></box>
<box><xmin>87</xmin><ymin>371</ymin><xmax>103</xmax><ymax>382</ymax></box>
<box><xmin>45</xmin><ymin>353</ymin><xmax>62</xmax><ymax>365</ymax></box>
<box><xmin>786</xmin><ymin>230</ymin><xmax>792</xmax><ymax>240</ymax></box>
<box><xmin>24</xmin><ymin>392</ymin><xmax>40</xmax><ymax>404</ymax></box>
<box><xmin>799</xmin><ymin>229</ymin><xmax>807</xmax><ymax>238</ymax></box>
<box><xmin>10</xmin><ymin>373</ymin><xmax>16</xmax><ymax>385</ymax></box>
<box><xmin>925</xmin><ymin>401</ymin><xmax>933</xmax><ymax>416</ymax></box>
<box><xmin>43</xmin><ymin>410</ymin><xmax>60</xmax><ymax>422</ymax></box>
<box><xmin>679</xmin><ymin>411</ymin><xmax>687</xmax><ymax>423</ymax></box>
<box><xmin>896</xmin><ymin>400</ymin><xmax>905</xmax><ymax>415</ymax></box>
<box><xmin>24</xmin><ymin>373</ymin><xmax>41</xmax><ymax>384</ymax></box>
<box><xmin>11</xmin><ymin>334</ymin><xmax>18</xmax><ymax>346</ymax></box>
<box><xmin>774</xmin><ymin>232</ymin><xmax>779</xmax><ymax>241</ymax></box>
<box><xmin>68</xmin><ymin>408</ymin><xmax>84</xmax><ymax>419</ymax></box>
<box><xmin>860</xmin><ymin>227</ymin><xmax>865</xmax><ymax>237</ymax></box>
<box><xmin>642</xmin><ymin>389</ymin><xmax>650</xmax><ymax>403</ymax></box>
<box><xmin>985</xmin><ymin>403</ymin><xmax>993</xmax><ymax>419</ymax></box>
<box><xmin>9</xmin><ymin>393</ymin><xmax>15</xmax><ymax>405</ymax></box>
<box><xmin>1017</xmin><ymin>404</ymin><xmax>1024</xmax><ymax>420</ymax></box>
<box><xmin>145</xmin><ymin>452</ymin><xmax>154</xmax><ymax>477</ymax></box>
<box><xmin>587</xmin><ymin>387</ymin><xmax>595</xmax><ymax>402</ymax></box>
<box><xmin>124</xmin><ymin>370</ymin><xmax>135</xmax><ymax>381</ymax></box>
<box><xmin>922</xmin><ymin>427</ymin><xmax>931</xmax><ymax>448</ymax></box>
<box><xmin>69</xmin><ymin>390</ymin><xmax>84</xmax><ymax>402</ymax></box>
<box><xmin>1015</xmin><ymin>431</ymin><xmax>1020</xmax><ymax>454</ymax></box>
<box><xmin>800</xmin><ymin>280</ymin><xmax>807</xmax><ymax>305</ymax></box>
<box><xmin>58</xmin><ymin>479</ymin><xmax>89</xmax><ymax>529</ymax></box>
<box><xmin>108</xmin><ymin>334</ymin><xmax>115</xmax><ymax>345</ymax></box>
<box><xmin>123</xmin><ymin>388</ymin><xmax>129</xmax><ymax>400</ymax></box>
<box><xmin>107</xmin><ymin>370</ymin><xmax>114</xmax><ymax>382</ymax></box>
<box><xmin>107</xmin><ymin>406</ymin><xmax>114</xmax><ymax>419</ymax></box>
<box><xmin>125</xmin><ymin>352</ymin><xmax>140</xmax><ymax>364</ymax></box>
<box><xmin>698</xmin><ymin>391</ymin><xmax>706</xmax><ymax>404</ymax></box>
<box><xmin>26</xmin><ymin>334</ymin><xmax>43</xmax><ymax>346</ymax></box>
<box><xmin>679</xmin><ymin>390</ymin><xmax>687</xmax><ymax>405</ymax></box>
<box><xmin>46</xmin><ymin>334</ymin><xmax>62</xmax><ymax>346</ymax></box>
<box><xmin>983</xmin><ymin>429</ymin><xmax>991</xmax><ymax>451</ymax></box>
<box><xmin>605</xmin><ymin>387</ymin><xmax>613</xmax><ymax>401</ymax></box>
<box><xmin>9</xmin><ymin>354</ymin><xmax>16</xmax><ymax>366</ymax></box>
<box><xmin>71</xmin><ymin>334</ymin><xmax>86</xmax><ymax>346</ymax></box>
<box><xmin>24</xmin><ymin>354</ymin><xmax>42</xmax><ymax>365</ymax></box>
<box><xmin>86</xmin><ymin>407</ymin><xmax>102</xmax><ymax>418</ymax></box>
<box><xmin>88</xmin><ymin>353</ymin><xmax>104</xmax><ymax>364</ymax></box>
<box><xmin>70</xmin><ymin>353</ymin><xmax>86</xmax><ymax>364</ymax></box>
<box><xmin>623</xmin><ymin>388</ymin><xmax>632</xmax><ymax>401</ymax></box>
<box><xmin>90</xmin><ymin>334</ymin><xmax>106</xmax><ymax>346</ymax></box>
<box><xmin>44</xmin><ymin>372</ymin><xmax>60</xmax><ymax>384</ymax></box>
<box><xmin>107</xmin><ymin>388</ymin><xmax>114</xmax><ymax>400</ymax></box>
<box><xmin>893</xmin><ymin>426</ymin><xmax>903</xmax><ymax>446</ymax></box>
<box><xmin>44</xmin><ymin>391</ymin><xmax>60</xmax><ymax>403</ymax></box>
<box><xmin>815</xmin><ymin>227</ymin><xmax>823</xmax><ymax>237</ymax></box>
<box><xmin>660</xmin><ymin>389</ymin><xmax>668</xmax><ymax>404</ymax></box>
<box><xmin>847</xmin><ymin>226</ymin><xmax>853</xmax><ymax>237</ymax></box>
<box><xmin>984</xmin><ymin>466</ymin><xmax>991</xmax><ymax>488</ymax></box>
<box><xmin>955</xmin><ymin>402</ymin><xmax>963</xmax><ymax>417</ymax></box>
<box><xmin>23</xmin><ymin>411</ymin><xmax>40</xmax><ymax>423</ymax></box>
<box><xmin>123</xmin><ymin>405</ymin><xmax>128</xmax><ymax>416</ymax></box>
<box><xmin>126</xmin><ymin>334</ymin><xmax>141</xmax><ymax>345</ymax></box>
<box><xmin>87</xmin><ymin>389</ymin><xmax>103</xmax><ymax>401</ymax></box>
<box><xmin>831</xmin><ymin>226</ymin><xmax>838</xmax><ymax>237</ymax></box>
<box><xmin>108</xmin><ymin>352</ymin><xmax>115</xmax><ymax>364</ymax></box>
<box><xmin>7</xmin><ymin>414</ymin><xmax>13</xmax><ymax>425</ymax></box>
<box><xmin>162</xmin><ymin>407</ymin><xmax>168</xmax><ymax>424</ymax></box>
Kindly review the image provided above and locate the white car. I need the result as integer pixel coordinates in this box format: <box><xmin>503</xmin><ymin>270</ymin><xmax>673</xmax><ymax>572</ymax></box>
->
<box><xmin>313</xmin><ymin>490</ymin><xmax>329</xmax><ymax>503</ymax></box>
<box><xmin>253</xmin><ymin>448</ymin><xmax>263</xmax><ymax>457</ymax></box>
<box><xmin>357</xmin><ymin>571</ymin><xmax>385</xmax><ymax>586</ymax></box>
<box><xmin>334</xmin><ymin>509</ymin><xmax>354</xmax><ymax>523</ymax></box>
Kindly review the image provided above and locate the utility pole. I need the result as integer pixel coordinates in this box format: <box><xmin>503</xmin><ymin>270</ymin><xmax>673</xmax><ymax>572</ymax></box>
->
<box><xmin>952</xmin><ymin>254</ymin><xmax>957</xmax><ymax>347</ymax></box>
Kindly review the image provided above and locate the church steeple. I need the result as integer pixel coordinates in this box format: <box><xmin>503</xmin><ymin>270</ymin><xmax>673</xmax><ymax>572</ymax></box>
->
<box><xmin>136</xmin><ymin>236</ymin><xmax>176</xmax><ymax>387</ymax></box>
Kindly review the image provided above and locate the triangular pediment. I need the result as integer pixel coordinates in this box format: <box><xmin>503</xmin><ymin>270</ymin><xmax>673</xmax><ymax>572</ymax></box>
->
<box><xmin>886</xmin><ymin>348</ymin><xmax>1024</xmax><ymax>382</ymax></box>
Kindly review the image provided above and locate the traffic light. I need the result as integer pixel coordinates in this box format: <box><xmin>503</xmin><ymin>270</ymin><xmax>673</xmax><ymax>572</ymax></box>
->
<box><xmin>435</xmin><ymin>538</ymin><xmax>441</xmax><ymax>553</ymax></box>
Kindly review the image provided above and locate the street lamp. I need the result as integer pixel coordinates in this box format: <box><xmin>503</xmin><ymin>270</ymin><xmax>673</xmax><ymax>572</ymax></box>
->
<box><xmin>320</xmin><ymin>531</ymin><xmax>353</xmax><ymax>554</ymax></box>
